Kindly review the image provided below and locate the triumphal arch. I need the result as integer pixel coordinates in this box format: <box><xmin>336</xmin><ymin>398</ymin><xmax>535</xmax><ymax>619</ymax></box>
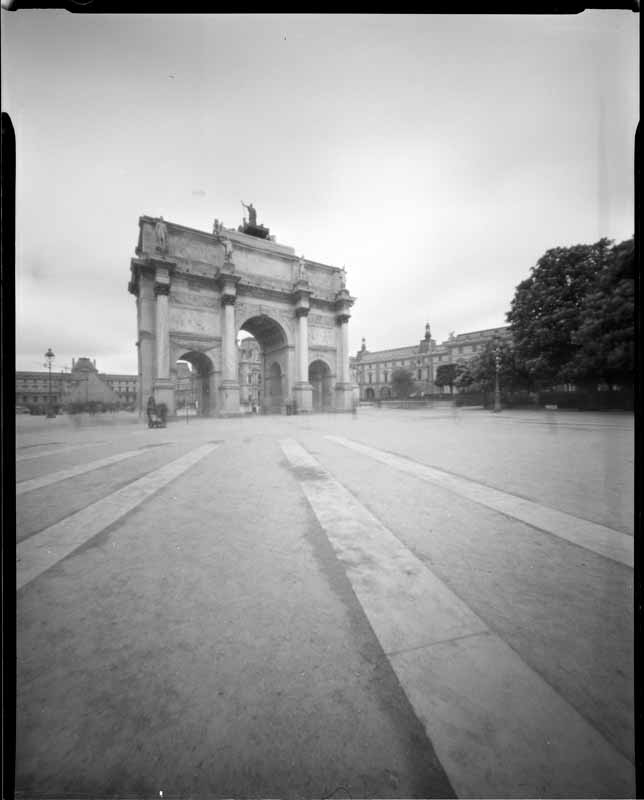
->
<box><xmin>128</xmin><ymin>208</ymin><xmax>355</xmax><ymax>416</ymax></box>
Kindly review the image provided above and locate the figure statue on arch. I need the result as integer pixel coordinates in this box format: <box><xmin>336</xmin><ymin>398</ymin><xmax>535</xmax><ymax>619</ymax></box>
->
<box><xmin>222</xmin><ymin>236</ymin><xmax>234</xmax><ymax>263</ymax></box>
<box><xmin>297</xmin><ymin>255</ymin><xmax>306</xmax><ymax>282</ymax></box>
<box><xmin>241</xmin><ymin>201</ymin><xmax>257</xmax><ymax>227</ymax></box>
<box><xmin>155</xmin><ymin>216</ymin><xmax>168</xmax><ymax>253</ymax></box>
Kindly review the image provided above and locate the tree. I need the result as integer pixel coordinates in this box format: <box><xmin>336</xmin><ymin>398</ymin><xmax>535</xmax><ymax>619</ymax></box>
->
<box><xmin>461</xmin><ymin>340</ymin><xmax>530</xmax><ymax>394</ymax></box>
<box><xmin>434</xmin><ymin>363</ymin><xmax>458</xmax><ymax>394</ymax></box>
<box><xmin>453</xmin><ymin>362</ymin><xmax>477</xmax><ymax>392</ymax></box>
<box><xmin>506</xmin><ymin>239</ymin><xmax>611</xmax><ymax>387</ymax></box>
<box><xmin>391</xmin><ymin>368</ymin><xmax>414</xmax><ymax>399</ymax></box>
<box><xmin>567</xmin><ymin>238</ymin><xmax>634</xmax><ymax>386</ymax></box>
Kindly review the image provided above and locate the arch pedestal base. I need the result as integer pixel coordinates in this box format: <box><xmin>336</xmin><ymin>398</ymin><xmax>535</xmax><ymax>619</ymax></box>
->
<box><xmin>219</xmin><ymin>380</ymin><xmax>241</xmax><ymax>416</ymax></box>
<box><xmin>154</xmin><ymin>379</ymin><xmax>175</xmax><ymax>415</ymax></box>
<box><xmin>293</xmin><ymin>382</ymin><xmax>313</xmax><ymax>413</ymax></box>
<box><xmin>334</xmin><ymin>382</ymin><xmax>355</xmax><ymax>412</ymax></box>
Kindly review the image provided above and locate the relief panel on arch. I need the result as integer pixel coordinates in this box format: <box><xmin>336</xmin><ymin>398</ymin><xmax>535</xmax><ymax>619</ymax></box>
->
<box><xmin>309</xmin><ymin>325</ymin><xmax>336</xmax><ymax>348</ymax></box>
<box><xmin>169</xmin><ymin>306</ymin><xmax>218</xmax><ymax>336</ymax></box>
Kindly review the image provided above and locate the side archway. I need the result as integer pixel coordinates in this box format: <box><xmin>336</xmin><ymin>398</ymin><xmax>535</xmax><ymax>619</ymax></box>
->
<box><xmin>267</xmin><ymin>361</ymin><xmax>284</xmax><ymax>412</ymax></box>
<box><xmin>309</xmin><ymin>359</ymin><xmax>333</xmax><ymax>411</ymax></box>
<box><xmin>175</xmin><ymin>350</ymin><xmax>215</xmax><ymax>416</ymax></box>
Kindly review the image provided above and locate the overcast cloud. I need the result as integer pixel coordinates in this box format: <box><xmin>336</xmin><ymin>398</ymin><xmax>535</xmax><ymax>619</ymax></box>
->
<box><xmin>2</xmin><ymin>12</ymin><xmax>637</xmax><ymax>374</ymax></box>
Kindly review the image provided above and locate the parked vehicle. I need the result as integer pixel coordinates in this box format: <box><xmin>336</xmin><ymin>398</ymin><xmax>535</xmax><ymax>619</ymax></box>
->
<box><xmin>15</xmin><ymin>405</ymin><xmax>31</xmax><ymax>414</ymax></box>
<box><xmin>147</xmin><ymin>401</ymin><xmax>167</xmax><ymax>429</ymax></box>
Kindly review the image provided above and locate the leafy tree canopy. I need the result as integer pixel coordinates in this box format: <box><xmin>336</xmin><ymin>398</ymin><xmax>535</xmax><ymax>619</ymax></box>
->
<box><xmin>434</xmin><ymin>363</ymin><xmax>458</xmax><ymax>390</ymax></box>
<box><xmin>506</xmin><ymin>237</ymin><xmax>633</xmax><ymax>387</ymax></box>
<box><xmin>567</xmin><ymin>238</ymin><xmax>635</xmax><ymax>385</ymax></box>
<box><xmin>391</xmin><ymin>367</ymin><xmax>414</xmax><ymax>399</ymax></box>
<box><xmin>470</xmin><ymin>339</ymin><xmax>530</xmax><ymax>392</ymax></box>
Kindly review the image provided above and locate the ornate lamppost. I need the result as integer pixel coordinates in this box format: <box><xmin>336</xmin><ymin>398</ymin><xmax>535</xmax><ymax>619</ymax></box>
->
<box><xmin>493</xmin><ymin>344</ymin><xmax>502</xmax><ymax>413</ymax></box>
<box><xmin>44</xmin><ymin>347</ymin><xmax>55</xmax><ymax>418</ymax></box>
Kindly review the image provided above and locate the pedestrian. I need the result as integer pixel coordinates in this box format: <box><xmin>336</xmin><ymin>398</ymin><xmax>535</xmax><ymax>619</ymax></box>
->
<box><xmin>146</xmin><ymin>395</ymin><xmax>155</xmax><ymax>426</ymax></box>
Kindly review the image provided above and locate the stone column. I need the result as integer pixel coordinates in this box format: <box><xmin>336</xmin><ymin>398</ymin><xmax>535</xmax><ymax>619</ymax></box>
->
<box><xmin>129</xmin><ymin>262</ymin><xmax>157</xmax><ymax>417</ymax></box>
<box><xmin>155</xmin><ymin>284</ymin><xmax>170</xmax><ymax>380</ymax></box>
<box><xmin>222</xmin><ymin>296</ymin><xmax>238</xmax><ymax>382</ymax></box>
<box><xmin>153</xmin><ymin>280</ymin><xmax>175</xmax><ymax>415</ymax></box>
<box><xmin>340</xmin><ymin>314</ymin><xmax>350</xmax><ymax>384</ymax></box>
<box><xmin>217</xmin><ymin>267</ymin><xmax>241</xmax><ymax>416</ymax></box>
<box><xmin>135</xmin><ymin>339</ymin><xmax>142</xmax><ymax>415</ymax></box>
<box><xmin>297</xmin><ymin>310</ymin><xmax>309</xmax><ymax>383</ymax></box>
<box><xmin>334</xmin><ymin>286</ymin><xmax>354</xmax><ymax>412</ymax></box>
<box><xmin>293</xmin><ymin>281</ymin><xmax>313</xmax><ymax>412</ymax></box>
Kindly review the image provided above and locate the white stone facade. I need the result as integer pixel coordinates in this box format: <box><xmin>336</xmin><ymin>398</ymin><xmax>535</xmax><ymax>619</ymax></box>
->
<box><xmin>129</xmin><ymin>215</ymin><xmax>355</xmax><ymax>416</ymax></box>
<box><xmin>353</xmin><ymin>325</ymin><xmax>511</xmax><ymax>400</ymax></box>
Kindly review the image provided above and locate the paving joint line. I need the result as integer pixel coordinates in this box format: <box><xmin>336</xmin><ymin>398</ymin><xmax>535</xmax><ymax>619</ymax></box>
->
<box><xmin>16</xmin><ymin>442</ymin><xmax>220</xmax><ymax>590</ymax></box>
<box><xmin>281</xmin><ymin>437</ymin><xmax>634</xmax><ymax>797</ymax></box>
<box><xmin>384</xmin><ymin>629</ymin><xmax>493</xmax><ymax>657</ymax></box>
<box><xmin>325</xmin><ymin>434</ymin><xmax>633</xmax><ymax>568</ymax></box>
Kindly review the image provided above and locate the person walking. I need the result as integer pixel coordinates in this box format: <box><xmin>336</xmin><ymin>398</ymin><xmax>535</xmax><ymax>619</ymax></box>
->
<box><xmin>146</xmin><ymin>395</ymin><xmax>156</xmax><ymax>427</ymax></box>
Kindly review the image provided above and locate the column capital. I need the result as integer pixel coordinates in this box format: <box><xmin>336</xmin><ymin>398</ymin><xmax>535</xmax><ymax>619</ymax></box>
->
<box><xmin>154</xmin><ymin>283</ymin><xmax>171</xmax><ymax>296</ymax></box>
<box><xmin>335</xmin><ymin>288</ymin><xmax>354</xmax><ymax>319</ymax></box>
<box><xmin>335</xmin><ymin>288</ymin><xmax>353</xmax><ymax>304</ymax></box>
<box><xmin>216</xmin><ymin>267</ymin><xmax>241</xmax><ymax>305</ymax></box>
<box><xmin>293</xmin><ymin>284</ymin><xmax>312</xmax><ymax>317</ymax></box>
<box><xmin>336</xmin><ymin>313</ymin><xmax>351</xmax><ymax>325</ymax></box>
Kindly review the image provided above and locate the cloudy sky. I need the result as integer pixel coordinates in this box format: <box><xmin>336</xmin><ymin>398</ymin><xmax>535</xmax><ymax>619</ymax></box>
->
<box><xmin>3</xmin><ymin>12</ymin><xmax>637</xmax><ymax>374</ymax></box>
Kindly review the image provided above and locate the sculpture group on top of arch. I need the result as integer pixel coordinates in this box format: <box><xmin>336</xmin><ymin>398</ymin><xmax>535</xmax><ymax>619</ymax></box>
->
<box><xmin>128</xmin><ymin>206</ymin><xmax>356</xmax><ymax>416</ymax></box>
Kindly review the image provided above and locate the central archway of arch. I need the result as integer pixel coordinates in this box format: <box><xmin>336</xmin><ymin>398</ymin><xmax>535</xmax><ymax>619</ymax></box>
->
<box><xmin>238</xmin><ymin>314</ymin><xmax>293</xmax><ymax>415</ymax></box>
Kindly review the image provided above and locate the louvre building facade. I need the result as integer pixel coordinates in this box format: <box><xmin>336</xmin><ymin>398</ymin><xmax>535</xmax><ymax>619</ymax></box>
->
<box><xmin>352</xmin><ymin>323</ymin><xmax>511</xmax><ymax>401</ymax></box>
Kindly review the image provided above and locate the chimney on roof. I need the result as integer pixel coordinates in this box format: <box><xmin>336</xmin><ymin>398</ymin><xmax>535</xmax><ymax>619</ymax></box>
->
<box><xmin>93</xmin><ymin>359</ymin><xmax>96</xmax><ymax>368</ymax></box>
<box><xmin>72</xmin><ymin>358</ymin><xmax>75</xmax><ymax>369</ymax></box>
<box><xmin>361</xmin><ymin>337</ymin><xmax>366</xmax><ymax>352</ymax></box>
<box><xmin>424</xmin><ymin>322</ymin><xmax>431</xmax><ymax>341</ymax></box>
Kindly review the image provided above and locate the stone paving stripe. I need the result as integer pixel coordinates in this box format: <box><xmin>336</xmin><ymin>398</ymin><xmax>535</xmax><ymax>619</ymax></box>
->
<box><xmin>280</xmin><ymin>438</ymin><xmax>634</xmax><ymax>799</ymax></box>
<box><xmin>16</xmin><ymin>441</ymin><xmax>106</xmax><ymax>462</ymax></box>
<box><xmin>16</xmin><ymin>443</ymin><xmax>219</xmax><ymax>591</ymax></box>
<box><xmin>16</xmin><ymin>448</ymin><xmax>152</xmax><ymax>496</ymax></box>
<box><xmin>326</xmin><ymin>435</ymin><xmax>633</xmax><ymax>569</ymax></box>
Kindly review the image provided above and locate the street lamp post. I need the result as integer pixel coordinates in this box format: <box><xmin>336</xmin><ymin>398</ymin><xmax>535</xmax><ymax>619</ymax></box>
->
<box><xmin>185</xmin><ymin>370</ymin><xmax>191</xmax><ymax>424</ymax></box>
<box><xmin>493</xmin><ymin>345</ymin><xmax>502</xmax><ymax>413</ymax></box>
<box><xmin>44</xmin><ymin>347</ymin><xmax>55</xmax><ymax>418</ymax></box>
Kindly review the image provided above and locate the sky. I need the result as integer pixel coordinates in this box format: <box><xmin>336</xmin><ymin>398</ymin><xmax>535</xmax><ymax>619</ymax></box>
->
<box><xmin>2</xmin><ymin>12</ymin><xmax>638</xmax><ymax>375</ymax></box>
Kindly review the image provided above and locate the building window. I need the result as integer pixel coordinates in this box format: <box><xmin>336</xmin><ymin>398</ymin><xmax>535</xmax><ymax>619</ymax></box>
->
<box><xmin>417</xmin><ymin>369</ymin><xmax>422</xmax><ymax>380</ymax></box>
<box><xmin>368</xmin><ymin>374</ymin><xmax>372</xmax><ymax>384</ymax></box>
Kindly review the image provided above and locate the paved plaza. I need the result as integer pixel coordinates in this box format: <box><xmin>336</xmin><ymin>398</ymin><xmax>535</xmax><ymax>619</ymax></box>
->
<box><xmin>15</xmin><ymin>406</ymin><xmax>634</xmax><ymax>798</ymax></box>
